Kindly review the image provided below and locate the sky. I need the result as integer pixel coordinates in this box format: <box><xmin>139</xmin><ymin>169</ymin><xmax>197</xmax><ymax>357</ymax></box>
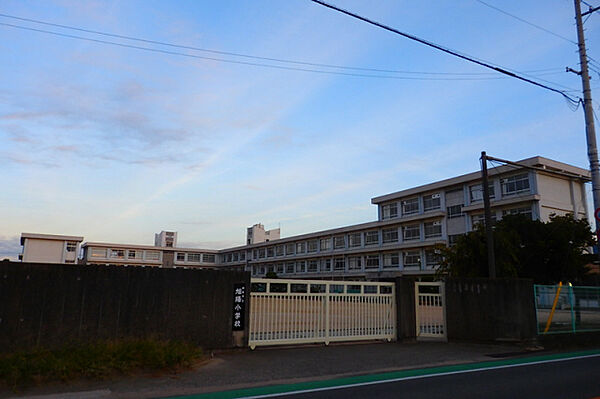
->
<box><xmin>1</xmin><ymin>0</ymin><xmax>599</xmax><ymax>259</ymax></box>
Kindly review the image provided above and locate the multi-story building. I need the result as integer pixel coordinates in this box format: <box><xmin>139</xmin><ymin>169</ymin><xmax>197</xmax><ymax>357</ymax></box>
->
<box><xmin>219</xmin><ymin>156</ymin><xmax>590</xmax><ymax>279</ymax></box>
<box><xmin>18</xmin><ymin>156</ymin><xmax>590</xmax><ymax>279</ymax></box>
<box><xmin>154</xmin><ymin>230</ymin><xmax>177</xmax><ymax>248</ymax></box>
<box><xmin>247</xmin><ymin>223</ymin><xmax>280</xmax><ymax>244</ymax></box>
<box><xmin>19</xmin><ymin>233</ymin><xmax>83</xmax><ymax>264</ymax></box>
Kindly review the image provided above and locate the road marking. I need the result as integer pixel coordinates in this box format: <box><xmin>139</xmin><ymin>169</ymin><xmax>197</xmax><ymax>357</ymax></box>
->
<box><xmin>166</xmin><ymin>350</ymin><xmax>600</xmax><ymax>399</ymax></box>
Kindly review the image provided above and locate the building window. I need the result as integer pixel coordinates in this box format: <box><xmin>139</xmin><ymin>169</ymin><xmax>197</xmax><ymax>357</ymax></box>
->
<box><xmin>348</xmin><ymin>256</ymin><xmax>362</xmax><ymax>270</ymax></box>
<box><xmin>447</xmin><ymin>205</ymin><xmax>463</xmax><ymax>218</ymax></box>
<box><xmin>130</xmin><ymin>250</ymin><xmax>143</xmax><ymax>259</ymax></box>
<box><xmin>401</xmin><ymin>198</ymin><xmax>419</xmax><ymax>215</ymax></box>
<box><xmin>472</xmin><ymin>213</ymin><xmax>497</xmax><ymax>228</ymax></box>
<box><xmin>296</xmin><ymin>260</ymin><xmax>306</xmax><ymax>273</ymax></box>
<box><xmin>403</xmin><ymin>224</ymin><xmax>420</xmax><ymax>241</ymax></box>
<box><xmin>203</xmin><ymin>254</ymin><xmax>216</xmax><ymax>263</ymax></box>
<box><xmin>383</xmin><ymin>252</ymin><xmax>400</xmax><ymax>268</ymax></box>
<box><xmin>240</xmin><ymin>252</ymin><xmax>246</xmax><ymax>261</ymax></box>
<box><xmin>365</xmin><ymin>231</ymin><xmax>379</xmax><ymax>246</ymax></box>
<box><xmin>448</xmin><ymin>234</ymin><xmax>464</xmax><ymax>246</ymax></box>
<box><xmin>321</xmin><ymin>258</ymin><xmax>332</xmax><ymax>272</ymax></box>
<box><xmin>425</xmin><ymin>249</ymin><xmax>441</xmax><ymax>269</ymax></box>
<box><xmin>275</xmin><ymin>245</ymin><xmax>284</xmax><ymax>257</ymax></box>
<box><xmin>307</xmin><ymin>240</ymin><xmax>318</xmax><ymax>253</ymax></box>
<box><xmin>187</xmin><ymin>253</ymin><xmax>201</xmax><ymax>262</ymax></box>
<box><xmin>423</xmin><ymin>193</ymin><xmax>441</xmax><ymax>211</ymax></box>
<box><xmin>267</xmin><ymin>247</ymin><xmax>274</xmax><ymax>257</ymax></box>
<box><xmin>66</xmin><ymin>242</ymin><xmax>77</xmax><ymax>252</ymax></box>
<box><xmin>90</xmin><ymin>248</ymin><xmax>106</xmax><ymax>258</ymax></box>
<box><xmin>296</xmin><ymin>242</ymin><xmax>306</xmax><ymax>254</ymax></box>
<box><xmin>502</xmin><ymin>206</ymin><xmax>533</xmax><ymax>219</ymax></box>
<box><xmin>334</xmin><ymin>236</ymin><xmax>345</xmax><ymax>249</ymax></box>
<box><xmin>259</xmin><ymin>248</ymin><xmax>266</xmax><ymax>258</ymax></box>
<box><xmin>276</xmin><ymin>263</ymin><xmax>284</xmax><ymax>274</ymax></box>
<box><xmin>403</xmin><ymin>250</ymin><xmax>421</xmax><ymax>268</ymax></box>
<box><xmin>308</xmin><ymin>260</ymin><xmax>318</xmax><ymax>273</ymax></box>
<box><xmin>424</xmin><ymin>221</ymin><xmax>442</xmax><ymax>238</ymax></box>
<box><xmin>110</xmin><ymin>249</ymin><xmax>125</xmax><ymax>259</ymax></box>
<box><xmin>334</xmin><ymin>257</ymin><xmax>345</xmax><ymax>271</ymax></box>
<box><xmin>469</xmin><ymin>183</ymin><xmax>495</xmax><ymax>202</ymax></box>
<box><xmin>382</xmin><ymin>203</ymin><xmax>398</xmax><ymax>219</ymax></box>
<box><xmin>233</xmin><ymin>252</ymin><xmax>239</xmax><ymax>262</ymax></box>
<box><xmin>348</xmin><ymin>232</ymin><xmax>361</xmax><ymax>248</ymax></box>
<box><xmin>285</xmin><ymin>262</ymin><xmax>295</xmax><ymax>274</ymax></box>
<box><xmin>226</xmin><ymin>253</ymin><xmax>232</xmax><ymax>262</ymax></box>
<box><xmin>285</xmin><ymin>243</ymin><xmax>295</xmax><ymax>255</ymax></box>
<box><xmin>146</xmin><ymin>251</ymin><xmax>160</xmax><ymax>261</ymax></box>
<box><xmin>501</xmin><ymin>173</ymin><xmax>530</xmax><ymax>195</ymax></box>
<box><xmin>320</xmin><ymin>238</ymin><xmax>331</xmax><ymax>251</ymax></box>
<box><xmin>176</xmin><ymin>252</ymin><xmax>185</xmax><ymax>261</ymax></box>
<box><xmin>382</xmin><ymin>227</ymin><xmax>399</xmax><ymax>244</ymax></box>
<box><xmin>365</xmin><ymin>255</ymin><xmax>379</xmax><ymax>269</ymax></box>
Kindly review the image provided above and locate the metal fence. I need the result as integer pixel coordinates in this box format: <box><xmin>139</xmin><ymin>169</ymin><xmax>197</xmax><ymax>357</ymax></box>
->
<box><xmin>248</xmin><ymin>279</ymin><xmax>396</xmax><ymax>348</ymax></box>
<box><xmin>534</xmin><ymin>284</ymin><xmax>600</xmax><ymax>334</ymax></box>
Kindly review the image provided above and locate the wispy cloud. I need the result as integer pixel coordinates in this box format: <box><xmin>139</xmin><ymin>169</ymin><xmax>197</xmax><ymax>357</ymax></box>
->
<box><xmin>0</xmin><ymin>236</ymin><xmax>20</xmax><ymax>261</ymax></box>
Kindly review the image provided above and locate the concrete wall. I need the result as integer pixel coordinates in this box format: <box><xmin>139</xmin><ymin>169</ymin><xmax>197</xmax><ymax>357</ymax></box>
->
<box><xmin>0</xmin><ymin>261</ymin><xmax>250</xmax><ymax>352</ymax></box>
<box><xmin>22</xmin><ymin>239</ymin><xmax>65</xmax><ymax>263</ymax></box>
<box><xmin>536</xmin><ymin>173</ymin><xmax>587</xmax><ymax>220</ymax></box>
<box><xmin>445</xmin><ymin>278</ymin><xmax>536</xmax><ymax>341</ymax></box>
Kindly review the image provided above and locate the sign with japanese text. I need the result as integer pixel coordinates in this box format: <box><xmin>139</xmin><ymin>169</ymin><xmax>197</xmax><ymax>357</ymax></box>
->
<box><xmin>232</xmin><ymin>283</ymin><xmax>246</xmax><ymax>331</ymax></box>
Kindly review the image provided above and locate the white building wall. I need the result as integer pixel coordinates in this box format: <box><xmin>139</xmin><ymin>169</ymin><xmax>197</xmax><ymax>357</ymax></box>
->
<box><xmin>22</xmin><ymin>239</ymin><xmax>66</xmax><ymax>263</ymax></box>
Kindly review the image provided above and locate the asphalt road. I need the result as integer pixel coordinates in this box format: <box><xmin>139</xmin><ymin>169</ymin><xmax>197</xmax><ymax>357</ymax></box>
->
<box><xmin>273</xmin><ymin>355</ymin><xmax>600</xmax><ymax>399</ymax></box>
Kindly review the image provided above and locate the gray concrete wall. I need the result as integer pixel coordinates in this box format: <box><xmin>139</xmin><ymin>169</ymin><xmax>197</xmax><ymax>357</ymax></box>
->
<box><xmin>0</xmin><ymin>261</ymin><xmax>250</xmax><ymax>352</ymax></box>
<box><xmin>445</xmin><ymin>278</ymin><xmax>536</xmax><ymax>341</ymax></box>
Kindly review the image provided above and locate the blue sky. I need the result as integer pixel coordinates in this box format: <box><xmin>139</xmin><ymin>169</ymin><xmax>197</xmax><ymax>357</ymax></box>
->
<box><xmin>1</xmin><ymin>0</ymin><xmax>599</xmax><ymax>259</ymax></box>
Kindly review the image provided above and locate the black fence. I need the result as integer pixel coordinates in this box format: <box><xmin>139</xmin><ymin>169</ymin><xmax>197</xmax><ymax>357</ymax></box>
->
<box><xmin>0</xmin><ymin>261</ymin><xmax>250</xmax><ymax>352</ymax></box>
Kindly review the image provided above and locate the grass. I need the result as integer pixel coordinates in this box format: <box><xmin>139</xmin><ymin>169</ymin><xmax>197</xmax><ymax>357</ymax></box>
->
<box><xmin>0</xmin><ymin>337</ymin><xmax>204</xmax><ymax>390</ymax></box>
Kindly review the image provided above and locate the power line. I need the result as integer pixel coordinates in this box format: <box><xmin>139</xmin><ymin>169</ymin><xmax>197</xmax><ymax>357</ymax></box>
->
<box><xmin>0</xmin><ymin>21</ymin><xmax>535</xmax><ymax>82</ymax></box>
<box><xmin>0</xmin><ymin>12</ymin><xmax>571</xmax><ymax>79</ymax></box>
<box><xmin>310</xmin><ymin>0</ymin><xmax>581</xmax><ymax>104</ymax></box>
<box><xmin>474</xmin><ymin>0</ymin><xmax>577</xmax><ymax>45</ymax></box>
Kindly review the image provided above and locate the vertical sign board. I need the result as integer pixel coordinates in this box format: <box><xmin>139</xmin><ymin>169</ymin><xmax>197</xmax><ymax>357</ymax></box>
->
<box><xmin>232</xmin><ymin>283</ymin><xmax>246</xmax><ymax>331</ymax></box>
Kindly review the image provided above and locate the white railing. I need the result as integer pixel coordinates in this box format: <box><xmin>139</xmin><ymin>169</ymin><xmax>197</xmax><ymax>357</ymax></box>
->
<box><xmin>415</xmin><ymin>282</ymin><xmax>446</xmax><ymax>340</ymax></box>
<box><xmin>249</xmin><ymin>279</ymin><xmax>396</xmax><ymax>348</ymax></box>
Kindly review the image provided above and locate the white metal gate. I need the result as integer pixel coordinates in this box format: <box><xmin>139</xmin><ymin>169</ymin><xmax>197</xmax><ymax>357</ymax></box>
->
<box><xmin>249</xmin><ymin>279</ymin><xmax>396</xmax><ymax>348</ymax></box>
<box><xmin>415</xmin><ymin>282</ymin><xmax>446</xmax><ymax>340</ymax></box>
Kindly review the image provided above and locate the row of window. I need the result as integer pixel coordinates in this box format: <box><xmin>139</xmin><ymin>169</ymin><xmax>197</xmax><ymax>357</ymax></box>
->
<box><xmin>381</xmin><ymin>173</ymin><xmax>531</xmax><ymax>221</ymax></box>
<box><xmin>221</xmin><ymin>221</ymin><xmax>444</xmax><ymax>263</ymax></box>
<box><xmin>88</xmin><ymin>248</ymin><xmax>216</xmax><ymax>263</ymax></box>
<box><xmin>176</xmin><ymin>252</ymin><xmax>216</xmax><ymax>263</ymax></box>
<box><xmin>89</xmin><ymin>248</ymin><xmax>161</xmax><ymax>261</ymax></box>
<box><xmin>381</xmin><ymin>193</ymin><xmax>441</xmax><ymax>220</ymax></box>
<box><xmin>249</xmin><ymin>250</ymin><xmax>441</xmax><ymax>276</ymax></box>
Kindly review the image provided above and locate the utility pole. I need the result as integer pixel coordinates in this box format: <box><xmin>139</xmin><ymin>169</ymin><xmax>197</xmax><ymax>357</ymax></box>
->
<box><xmin>480</xmin><ymin>151</ymin><xmax>496</xmax><ymax>279</ymax></box>
<box><xmin>574</xmin><ymin>0</ymin><xmax>600</xmax><ymax>246</ymax></box>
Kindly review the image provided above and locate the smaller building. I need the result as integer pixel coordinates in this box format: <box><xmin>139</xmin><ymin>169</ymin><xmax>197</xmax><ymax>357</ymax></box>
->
<box><xmin>81</xmin><ymin>242</ymin><xmax>218</xmax><ymax>268</ymax></box>
<box><xmin>19</xmin><ymin>233</ymin><xmax>83</xmax><ymax>264</ymax></box>
<box><xmin>247</xmin><ymin>223</ymin><xmax>280</xmax><ymax>244</ymax></box>
<box><xmin>154</xmin><ymin>231</ymin><xmax>177</xmax><ymax>247</ymax></box>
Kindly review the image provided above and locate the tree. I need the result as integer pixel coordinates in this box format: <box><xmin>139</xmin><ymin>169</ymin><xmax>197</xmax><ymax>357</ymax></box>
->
<box><xmin>437</xmin><ymin>214</ymin><xmax>594</xmax><ymax>284</ymax></box>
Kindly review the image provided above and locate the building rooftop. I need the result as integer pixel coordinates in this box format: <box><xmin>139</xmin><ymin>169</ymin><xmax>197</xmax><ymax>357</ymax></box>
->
<box><xmin>371</xmin><ymin>156</ymin><xmax>591</xmax><ymax>204</ymax></box>
<box><xmin>20</xmin><ymin>233</ymin><xmax>84</xmax><ymax>246</ymax></box>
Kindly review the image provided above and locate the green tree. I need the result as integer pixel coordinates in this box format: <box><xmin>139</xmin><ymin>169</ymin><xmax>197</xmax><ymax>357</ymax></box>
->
<box><xmin>437</xmin><ymin>214</ymin><xmax>594</xmax><ymax>283</ymax></box>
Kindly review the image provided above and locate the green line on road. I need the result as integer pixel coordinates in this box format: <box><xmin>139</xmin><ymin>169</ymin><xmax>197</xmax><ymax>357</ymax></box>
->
<box><xmin>163</xmin><ymin>349</ymin><xmax>600</xmax><ymax>399</ymax></box>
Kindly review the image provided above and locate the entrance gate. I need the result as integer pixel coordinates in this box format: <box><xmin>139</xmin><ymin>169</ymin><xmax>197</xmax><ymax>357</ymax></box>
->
<box><xmin>249</xmin><ymin>279</ymin><xmax>396</xmax><ymax>349</ymax></box>
<box><xmin>415</xmin><ymin>282</ymin><xmax>446</xmax><ymax>340</ymax></box>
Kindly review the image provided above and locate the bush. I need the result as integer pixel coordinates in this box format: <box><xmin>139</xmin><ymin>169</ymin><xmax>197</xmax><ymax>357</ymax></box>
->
<box><xmin>0</xmin><ymin>337</ymin><xmax>203</xmax><ymax>390</ymax></box>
